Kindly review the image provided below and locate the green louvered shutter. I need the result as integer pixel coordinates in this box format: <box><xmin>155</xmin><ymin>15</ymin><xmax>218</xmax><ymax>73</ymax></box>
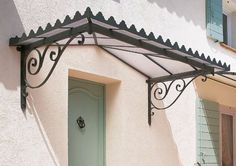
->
<box><xmin>196</xmin><ymin>98</ymin><xmax>220</xmax><ymax>166</ymax></box>
<box><xmin>206</xmin><ymin>0</ymin><xmax>223</xmax><ymax>42</ymax></box>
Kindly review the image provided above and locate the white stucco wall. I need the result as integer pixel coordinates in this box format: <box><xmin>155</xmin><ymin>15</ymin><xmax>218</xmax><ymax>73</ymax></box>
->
<box><xmin>22</xmin><ymin>45</ymin><xmax>198</xmax><ymax>166</ymax></box>
<box><xmin>1</xmin><ymin>0</ymin><xmax>236</xmax><ymax>165</ymax></box>
<box><xmin>0</xmin><ymin>0</ymin><xmax>55</xmax><ymax>165</ymax></box>
<box><xmin>26</xmin><ymin>46</ymin><xmax>190</xmax><ymax>166</ymax></box>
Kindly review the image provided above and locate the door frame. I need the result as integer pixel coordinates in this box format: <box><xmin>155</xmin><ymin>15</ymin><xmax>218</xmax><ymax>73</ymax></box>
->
<box><xmin>68</xmin><ymin>77</ymin><xmax>106</xmax><ymax>166</ymax></box>
<box><xmin>219</xmin><ymin>105</ymin><xmax>236</xmax><ymax>166</ymax></box>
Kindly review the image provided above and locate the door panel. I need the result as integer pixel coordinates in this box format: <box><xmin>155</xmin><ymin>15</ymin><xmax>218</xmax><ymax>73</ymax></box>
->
<box><xmin>68</xmin><ymin>78</ymin><xmax>104</xmax><ymax>166</ymax></box>
<box><xmin>221</xmin><ymin>114</ymin><xmax>234</xmax><ymax>166</ymax></box>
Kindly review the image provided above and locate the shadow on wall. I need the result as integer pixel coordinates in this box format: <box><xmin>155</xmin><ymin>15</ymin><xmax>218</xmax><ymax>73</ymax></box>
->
<box><xmin>150</xmin><ymin>87</ymin><xmax>183</xmax><ymax>165</ymax></box>
<box><xmin>106</xmin><ymin>82</ymin><xmax>182</xmax><ymax>165</ymax></box>
<box><xmin>26</xmin><ymin>73</ymin><xmax>183</xmax><ymax>166</ymax></box>
<box><xmin>151</xmin><ymin>110</ymin><xmax>183</xmax><ymax>166</ymax></box>
<box><xmin>112</xmin><ymin>0</ymin><xmax>120</xmax><ymax>3</ymax></box>
<box><xmin>26</xmin><ymin>94</ymin><xmax>59</xmax><ymax>166</ymax></box>
<box><xmin>0</xmin><ymin>0</ymin><xmax>24</xmax><ymax>90</ymax></box>
<box><xmin>147</xmin><ymin>0</ymin><xmax>205</xmax><ymax>29</ymax></box>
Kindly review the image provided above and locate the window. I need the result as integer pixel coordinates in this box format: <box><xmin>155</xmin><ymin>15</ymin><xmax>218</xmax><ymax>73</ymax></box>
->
<box><xmin>206</xmin><ymin>0</ymin><xmax>223</xmax><ymax>42</ymax></box>
<box><xmin>206</xmin><ymin>0</ymin><xmax>236</xmax><ymax>49</ymax></box>
<box><xmin>196</xmin><ymin>99</ymin><xmax>236</xmax><ymax>165</ymax></box>
<box><xmin>196</xmin><ymin>99</ymin><xmax>220</xmax><ymax>165</ymax></box>
<box><xmin>220</xmin><ymin>106</ymin><xmax>236</xmax><ymax>166</ymax></box>
<box><xmin>222</xmin><ymin>0</ymin><xmax>236</xmax><ymax>48</ymax></box>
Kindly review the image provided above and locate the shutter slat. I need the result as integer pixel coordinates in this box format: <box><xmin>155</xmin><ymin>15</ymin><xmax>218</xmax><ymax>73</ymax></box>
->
<box><xmin>197</xmin><ymin>124</ymin><xmax>219</xmax><ymax>133</ymax></box>
<box><xmin>197</xmin><ymin>110</ymin><xmax>219</xmax><ymax>118</ymax></box>
<box><xmin>206</xmin><ymin>0</ymin><xmax>223</xmax><ymax>42</ymax></box>
<box><xmin>197</xmin><ymin>139</ymin><xmax>219</xmax><ymax>148</ymax></box>
<box><xmin>196</xmin><ymin>98</ymin><xmax>220</xmax><ymax>165</ymax></box>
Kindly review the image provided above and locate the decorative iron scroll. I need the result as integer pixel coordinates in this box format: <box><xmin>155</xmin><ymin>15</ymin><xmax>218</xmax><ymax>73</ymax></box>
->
<box><xmin>19</xmin><ymin>33</ymin><xmax>85</xmax><ymax>110</ymax></box>
<box><xmin>26</xmin><ymin>33</ymin><xmax>85</xmax><ymax>88</ymax></box>
<box><xmin>148</xmin><ymin>74</ymin><xmax>207</xmax><ymax>125</ymax></box>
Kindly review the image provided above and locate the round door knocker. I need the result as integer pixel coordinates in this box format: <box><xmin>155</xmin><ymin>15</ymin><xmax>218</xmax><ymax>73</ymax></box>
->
<box><xmin>76</xmin><ymin>116</ymin><xmax>85</xmax><ymax>129</ymax></box>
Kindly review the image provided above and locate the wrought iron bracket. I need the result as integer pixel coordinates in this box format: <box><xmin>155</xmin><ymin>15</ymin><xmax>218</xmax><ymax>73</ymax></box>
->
<box><xmin>17</xmin><ymin>33</ymin><xmax>85</xmax><ymax>111</ymax></box>
<box><xmin>147</xmin><ymin>71</ymin><xmax>209</xmax><ymax>125</ymax></box>
<box><xmin>17</xmin><ymin>46</ymin><xmax>28</xmax><ymax>111</ymax></box>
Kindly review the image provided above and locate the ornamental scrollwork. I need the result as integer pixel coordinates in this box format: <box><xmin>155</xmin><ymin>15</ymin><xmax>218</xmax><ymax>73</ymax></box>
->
<box><xmin>24</xmin><ymin>33</ymin><xmax>85</xmax><ymax>89</ymax></box>
<box><xmin>149</xmin><ymin>74</ymin><xmax>206</xmax><ymax>115</ymax></box>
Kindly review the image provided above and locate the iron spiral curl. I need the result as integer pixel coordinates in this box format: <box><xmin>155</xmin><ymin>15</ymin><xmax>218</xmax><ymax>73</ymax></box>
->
<box><xmin>25</xmin><ymin>33</ymin><xmax>85</xmax><ymax>89</ymax></box>
<box><xmin>150</xmin><ymin>75</ymin><xmax>204</xmax><ymax>110</ymax></box>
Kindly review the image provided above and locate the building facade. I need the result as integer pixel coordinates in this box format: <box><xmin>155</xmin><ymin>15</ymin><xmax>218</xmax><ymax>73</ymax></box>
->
<box><xmin>1</xmin><ymin>0</ymin><xmax>236</xmax><ymax>166</ymax></box>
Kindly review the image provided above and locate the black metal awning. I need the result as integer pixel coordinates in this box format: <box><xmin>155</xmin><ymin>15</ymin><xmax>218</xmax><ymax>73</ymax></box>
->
<box><xmin>9</xmin><ymin>7</ymin><xmax>231</xmax><ymax>125</ymax></box>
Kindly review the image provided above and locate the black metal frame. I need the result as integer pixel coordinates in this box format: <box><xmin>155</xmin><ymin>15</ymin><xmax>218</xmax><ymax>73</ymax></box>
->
<box><xmin>10</xmin><ymin>7</ymin><xmax>233</xmax><ymax>125</ymax></box>
<box><xmin>17</xmin><ymin>33</ymin><xmax>85</xmax><ymax>110</ymax></box>
<box><xmin>146</xmin><ymin>71</ymin><xmax>208</xmax><ymax>125</ymax></box>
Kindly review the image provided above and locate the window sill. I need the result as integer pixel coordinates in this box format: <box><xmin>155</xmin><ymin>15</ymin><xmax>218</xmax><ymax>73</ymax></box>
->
<box><xmin>220</xmin><ymin>43</ymin><xmax>236</xmax><ymax>54</ymax></box>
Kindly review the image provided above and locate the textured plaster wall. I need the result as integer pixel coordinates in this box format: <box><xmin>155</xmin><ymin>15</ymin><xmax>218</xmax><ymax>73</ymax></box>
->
<box><xmin>162</xmin><ymin>81</ymin><xmax>197</xmax><ymax>166</ymax></box>
<box><xmin>27</xmin><ymin>46</ymin><xmax>189</xmax><ymax>166</ymax></box>
<box><xmin>1</xmin><ymin>0</ymin><xmax>236</xmax><ymax>165</ymax></box>
<box><xmin>0</xmin><ymin>0</ymin><xmax>55</xmax><ymax>165</ymax></box>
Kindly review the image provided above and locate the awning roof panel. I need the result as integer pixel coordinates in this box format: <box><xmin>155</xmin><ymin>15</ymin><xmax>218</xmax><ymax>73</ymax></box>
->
<box><xmin>151</xmin><ymin>57</ymin><xmax>195</xmax><ymax>75</ymax></box>
<box><xmin>96</xmin><ymin>38</ymin><xmax>134</xmax><ymax>47</ymax></box>
<box><xmin>102</xmin><ymin>46</ymin><xmax>159</xmax><ymax>55</ymax></box>
<box><xmin>103</xmin><ymin>47</ymin><xmax>168</xmax><ymax>78</ymax></box>
<box><xmin>9</xmin><ymin>7</ymin><xmax>230</xmax><ymax>80</ymax></box>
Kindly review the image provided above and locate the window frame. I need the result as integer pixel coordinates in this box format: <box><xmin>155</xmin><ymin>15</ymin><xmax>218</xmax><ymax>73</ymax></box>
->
<box><xmin>223</xmin><ymin>13</ymin><xmax>228</xmax><ymax>45</ymax></box>
<box><xmin>219</xmin><ymin>105</ymin><xmax>236</xmax><ymax>166</ymax></box>
<box><xmin>222</xmin><ymin>11</ymin><xmax>232</xmax><ymax>46</ymax></box>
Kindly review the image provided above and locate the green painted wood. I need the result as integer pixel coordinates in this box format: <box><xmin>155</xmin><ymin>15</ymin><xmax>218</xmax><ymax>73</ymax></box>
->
<box><xmin>197</xmin><ymin>110</ymin><xmax>219</xmax><ymax>118</ymax></box>
<box><xmin>197</xmin><ymin>117</ymin><xmax>219</xmax><ymax>126</ymax></box>
<box><xmin>196</xmin><ymin>99</ymin><xmax>219</xmax><ymax>110</ymax></box>
<box><xmin>197</xmin><ymin>164</ymin><xmax>219</xmax><ymax>166</ymax></box>
<box><xmin>198</xmin><ymin>155</ymin><xmax>219</xmax><ymax>163</ymax></box>
<box><xmin>197</xmin><ymin>132</ymin><xmax>219</xmax><ymax>141</ymax></box>
<box><xmin>68</xmin><ymin>78</ymin><xmax>105</xmax><ymax>166</ymax></box>
<box><xmin>197</xmin><ymin>147</ymin><xmax>219</xmax><ymax>156</ymax></box>
<box><xmin>197</xmin><ymin>139</ymin><xmax>219</xmax><ymax>148</ymax></box>
<box><xmin>206</xmin><ymin>0</ymin><xmax>223</xmax><ymax>42</ymax></box>
<box><xmin>196</xmin><ymin>98</ymin><xmax>220</xmax><ymax>166</ymax></box>
<box><xmin>197</xmin><ymin>124</ymin><xmax>219</xmax><ymax>134</ymax></box>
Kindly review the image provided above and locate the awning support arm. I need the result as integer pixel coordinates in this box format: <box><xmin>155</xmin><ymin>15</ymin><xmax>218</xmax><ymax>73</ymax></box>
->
<box><xmin>149</xmin><ymin>70</ymin><xmax>211</xmax><ymax>83</ymax></box>
<box><xmin>18</xmin><ymin>33</ymin><xmax>85</xmax><ymax>111</ymax></box>
<box><xmin>18</xmin><ymin>46</ymin><xmax>28</xmax><ymax>111</ymax></box>
<box><xmin>147</xmin><ymin>70</ymin><xmax>210</xmax><ymax>125</ymax></box>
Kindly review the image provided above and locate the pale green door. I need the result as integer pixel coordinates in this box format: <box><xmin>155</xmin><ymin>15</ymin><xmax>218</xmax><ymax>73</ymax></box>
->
<box><xmin>68</xmin><ymin>78</ymin><xmax>104</xmax><ymax>166</ymax></box>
